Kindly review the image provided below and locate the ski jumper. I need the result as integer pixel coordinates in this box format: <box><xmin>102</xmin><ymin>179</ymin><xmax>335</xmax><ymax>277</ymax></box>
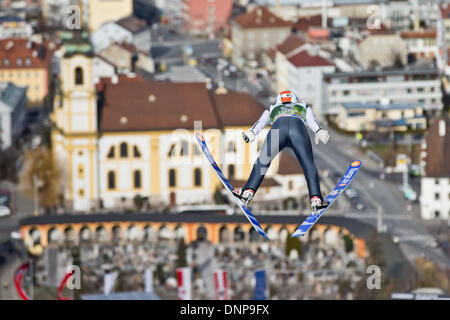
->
<box><xmin>242</xmin><ymin>101</ymin><xmax>323</xmax><ymax>200</ymax></box>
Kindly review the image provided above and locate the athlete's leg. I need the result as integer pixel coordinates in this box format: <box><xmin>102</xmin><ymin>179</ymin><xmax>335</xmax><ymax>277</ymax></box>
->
<box><xmin>287</xmin><ymin>118</ymin><xmax>322</xmax><ymax>199</ymax></box>
<box><xmin>242</xmin><ymin>121</ymin><xmax>286</xmax><ymax>193</ymax></box>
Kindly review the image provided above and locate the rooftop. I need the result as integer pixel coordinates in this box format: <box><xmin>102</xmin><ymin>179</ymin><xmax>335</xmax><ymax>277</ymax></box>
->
<box><xmin>287</xmin><ymin>49</ymin><xmax>333</xmax><ymax>68</ymax></box>
<box><xmin>115</xmin><ymin>15</ymin><xmax>148</xmax><ymax>34</ymax></box>
<box><xmin>0</xmin><ymin>82</ymin><xmax>27</xmax><ymax>109</ymax></box>
<box><xmin>0</xmin><ymin>38</ymin><xmax>53</xmax><ymax>69</ymax></box>
<box><xmin>233</xmin><ymin>6</ymin><xmax>292</xmax><ymax>29</ymax></box>
<box><xmin>424</xmin><ymin>117</ymin><xmax>450</xmax><ymax>177</ymax></box>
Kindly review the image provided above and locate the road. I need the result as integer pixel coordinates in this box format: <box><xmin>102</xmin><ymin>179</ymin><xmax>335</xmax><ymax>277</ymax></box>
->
<box><xmin>313</xmin><ymin>127</ymin><xmax>450</xmax><ymax>269</ymax></box>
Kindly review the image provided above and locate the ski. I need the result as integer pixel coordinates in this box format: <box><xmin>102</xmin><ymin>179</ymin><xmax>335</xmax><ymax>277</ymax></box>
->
<box><xmin>291</xmin><ymin>160</ymin><xmax>362</xmax><ymax>237</ymax></box>
<box><xmin>195</xmin><ymin>133</ymin><xmax>270</xmax><ymax>240</ymax></box>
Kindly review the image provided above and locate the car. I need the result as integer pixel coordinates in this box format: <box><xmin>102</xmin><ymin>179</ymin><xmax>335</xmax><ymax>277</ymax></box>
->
<box><xmin>0</xmin><ymin>206</ymin><xmax>11</xmax><ymax>217</ymax></box>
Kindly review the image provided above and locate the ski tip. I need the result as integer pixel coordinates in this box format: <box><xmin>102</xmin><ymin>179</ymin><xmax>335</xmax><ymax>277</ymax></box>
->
<box><xmin>350</xmin><ymin>160</ymin><xmax>362</xmax><ymax>168</ymax></box>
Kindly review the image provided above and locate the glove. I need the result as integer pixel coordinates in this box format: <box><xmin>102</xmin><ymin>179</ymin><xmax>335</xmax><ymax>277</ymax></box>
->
<box><xmin>315</xmin><ymin>129</ymin><xmax>330</xmax><ymax>145</ymax></box>
<box><xmin>242</xmin><ymin>130</ymin><xmax>256</xmax><ymax>143</ymax></box>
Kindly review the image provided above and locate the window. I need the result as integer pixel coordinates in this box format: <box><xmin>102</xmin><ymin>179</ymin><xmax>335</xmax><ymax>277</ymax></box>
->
<box><xmin>228</xmin><ymin>164</ymin><xmax>235</xmax><ymax>179</ymax></box>
<box><xmin>288</xmin><ymin>180</ymin><xmax>293</xmax><ymax>191</ymax></box>
<box><xmin>16</xmin><ymin>58</ymin><xmax>22</xmax><ymax>66</ymax></box>
<box><xmin>227</xmin><ymin>142</ymin><xmax>236</xmax><ymax>153</ymax></box>
<box><xmin>25</xmin><ymin>58</ymin><xmax>31</xmax><ymax>66</ymax></box>
<box><xmin>435</xmin><ymin>179</ymin><xmax>439</xmax><ymax>185</ymax></box>
<box><xmin>107</xmin><ymin>146</ymin><xmax>115</xmax><ymax>158</ymax></box>
<box><xmin>75</xmin><ymin>67</ymin><xmax>83</xmax><ymax>85</ymax></box>
<box><xmin>180</xmin><ymin>141</ymin><xmax>189</xmax><ymax>156</ymax></box>
<box><xmin>4</xmin><ymin>58</ymin><xmax>9</xmax><ymax>66</ymax></box>
<box><xmin>168</xmin><ymin>144</ymin><xmax>176</xmax><ymax>157</ymax></box>
<box><xmin>78</xmin><ymin>164</ymin><xmax>84</xmax><ymax>178</ymax></box>
<box><xmin>134</xmin><ymin>170</ymin><xmax>142</xmax><ymax>189</ymax></box>
<box><xmin>107</xmin><ymin>171</ymin><xmax>116</xmax><ymax>189</ymax></box>
<box><xmin>194</xmin><ymin>168</ymin><xmax>202</xmax><ymax>187</ymax></box>
<box><xmin>120</xmin><ymin>142</ymin><xmax>128</xmax><ymax>158</ymax></box>
<box><xmin>133</xmin><ymin>145</ymin><xmax>141</xmax><ymax>158</ymax></box>
<box><xmin>435</xmin><ymin>210</ymin><xmax>440</xmax><ymax>218</ymax></box>
<box><xmin>169</xmin><ymin>169</ymin><xmax>176</xmax><ymax>187</ymax></box>
<box><xmin>435</xmin><ymin>193</ymin><xmax>440</xmax><ymax>200</ymax></box>
<box><xmin>78</xmin><ymin>189</ymin><xmax>85</xmax><ymax>197</ymax></box>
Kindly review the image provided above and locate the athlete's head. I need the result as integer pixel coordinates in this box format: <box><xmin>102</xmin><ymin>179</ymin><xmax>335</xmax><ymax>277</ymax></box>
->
<box><xmin>276</xmin><ymin>90</ymin><xmax>298</xmax><ymax>105</ymax></box>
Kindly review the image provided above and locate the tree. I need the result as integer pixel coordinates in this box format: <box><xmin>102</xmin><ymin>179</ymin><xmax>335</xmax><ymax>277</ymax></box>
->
<box><xmin>285</xmin><ymin>233</ymin><xmax>302</xmax><ymax>257</ymax></box>
<box><xmin>176</xmin><ymin>238</ymin><xmax>187</xmax><ymax>268</ymax></box>
<box><xmin>343</xmin><ymin>235</ymin><xmax>354</xmax><ymax>253</ymax></box>
<box><xmin>19</xmin><ymin>147</ymin><xmax>62</xmax><ymax>211</ymax></box>
<box><xmin>393</xmin><ymin>53</ymin><xmax>404</xmax><ymax>69</ymax></box>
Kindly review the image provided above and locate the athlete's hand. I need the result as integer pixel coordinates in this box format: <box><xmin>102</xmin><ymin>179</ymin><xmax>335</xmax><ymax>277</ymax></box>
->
<box><xmin>243</xmin><ymin>130</ymin><xmax>256</xmax><ymax>143</ymax></box>
<box><xmin>315</xmin><ymin>129</ymin><xmax>330</xmax><ymax>145</ymax></box>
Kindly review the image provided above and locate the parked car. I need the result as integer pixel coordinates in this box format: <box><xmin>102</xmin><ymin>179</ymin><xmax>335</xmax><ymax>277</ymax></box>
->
<box><xmin>0</xmin><ymin>206</ymin><xmax>11</xmax><ymax>217</ymax></box>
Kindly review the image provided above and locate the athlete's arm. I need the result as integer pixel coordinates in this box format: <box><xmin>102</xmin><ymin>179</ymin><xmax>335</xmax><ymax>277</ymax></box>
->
<box><xmin>306</xmin><ymin>106</ymin><xmax>321</xmax><ymax>133</ymax></box>
<box><xmin>250</xmin><ymin>109</ymin><xmax>271</xmax><ymax>135</ymax></box>
<box><xmin>243</xmin><ymin>109</ymin><xmax>270</xmax><ymax>143</ymax></box>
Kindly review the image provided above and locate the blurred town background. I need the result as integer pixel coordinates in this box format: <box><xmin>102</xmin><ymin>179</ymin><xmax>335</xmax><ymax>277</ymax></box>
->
<box><xmin>0</xmin><ymin>0</ymin><xmax>450</xmax><ymax>300</ymax></box>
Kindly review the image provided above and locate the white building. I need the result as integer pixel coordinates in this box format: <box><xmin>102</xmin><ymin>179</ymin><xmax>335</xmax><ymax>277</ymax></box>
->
<box><xmin>92</xmin><ymin>55</ymin><xmax>116</xmax><ymax>80</ymax></box>
<box><xmin>420</xmin><ymin>118</ymin><xmax>450</xmax><ymax>220</ymax></box>
<box><xmin>0</xmin><ymin>82</ymin><xmax>27</xmax><ymax>149</ymax></box>
<box><xmin>91</xmin><ymin>15</ymin><xmax>151</xmax><ymax>53</ymax></box>
<box><xmin>323</xmin><ymin>68</ymin><xmax>443</xmax><ymax>116</ymax></box>
<box><xmin>0</xmin><ymin>17</ymin><xmax>33</xmax><ymax>39</ymax></box>
<box><xmin>276</xmin><ymin>35</ymin><xmax>335</xmax><ymax>118</ymax></box>
<box><xmin>401</xmin><ymin>29</ymin><xmax>438</xmax><ymax>60</ymax></box>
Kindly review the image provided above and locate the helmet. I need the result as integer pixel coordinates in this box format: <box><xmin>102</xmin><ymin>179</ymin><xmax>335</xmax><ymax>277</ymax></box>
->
<box><xmin>276</xmin><ymin>90</ymin><xmax>298</xmax><ymax>105</ymax></box>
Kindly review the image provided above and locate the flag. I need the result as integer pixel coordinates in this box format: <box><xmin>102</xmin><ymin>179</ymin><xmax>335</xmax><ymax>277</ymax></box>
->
<box><xmin>144</xmin><ymin>268</ymin><xmax>153</xmax><ymax>293</ymax></box>
<box><xmin>214</xmin><ymin>269</ymin><xmax>229</xmax><ymax>300</ymax></box>
<box><xmin>103</xmin><ymin>271</ymin><xmax>119</xmax><ymax>295</ymax></box>
<box><xmin>177</xmin><ymin>267</ymin><xmax>191</xmax><ymax>300</ymax></box>
<box><xmin>254</xmin><ymin>269</ymin><xmax>267</xmax><ymax>300</ymax></box>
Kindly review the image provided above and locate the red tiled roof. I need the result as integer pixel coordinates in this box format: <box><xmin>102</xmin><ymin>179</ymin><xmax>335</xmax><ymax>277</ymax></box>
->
<box><xmin>99</xmin><ymin>80</ymin><xmax>266</xmax><ymax>131</ymax></box>
<box><xmin>233</xmin><ymin>6</ymin><xmax>292</xmax><ymax>29</ymax></box>
<box><xmin>212</xmin><ymin>91</ymin><xmax>266</xmax><ymax>127</ymax></box>
<box><xmin>400</xmin><ymin>29</ymin><xmax>437</xmax><ymax>39</ymax></box>
<box><xmin>291</xmin><ymin>14</ymin><xmax>331</xmax><ymax>32</ymax></box>
<box><xmin>440</xmin><ymin>4</ymin><xmax>450</xmax><ymax>19</ymax></box>
<box><xmin>424</xmin><ymin>117</ymin><xmax>450</xmax><ymax>177</ymax></box>
<box><xmin>277</xmin><ymin>34</ymin><xmax>305</xmax><ymax>55</ymax></box>
<box><xmin>115</xmin><ymin>15</ymin><xmax>147</xmax><ymax>34</ymax></box>
<box><xmin>287</xmin><ymin>50</ymin><xmax>333</xmax><ymax>67</ymax></box>
<box><xmin>363</xmin><ymin>23</ymin><xmax>394</xmax><ymax>35</ymax></box>
<box><xmin>0</xmin><ymin>39</ymin><xmax>53</xmax><ymax>69</ymax></box>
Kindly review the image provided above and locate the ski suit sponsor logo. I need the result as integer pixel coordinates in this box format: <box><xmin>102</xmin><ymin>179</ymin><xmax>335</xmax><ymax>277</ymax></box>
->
<box><xmin>270</xmin><ymin>104</ymin><xmax>306</xmax><ymax>124</ymax></box>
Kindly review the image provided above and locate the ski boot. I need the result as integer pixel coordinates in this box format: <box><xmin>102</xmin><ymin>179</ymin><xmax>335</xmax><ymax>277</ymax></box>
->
<box><xmin>233</xmin><ymin>188</ymin><xmax>255</xmax><ymax>207</ymax></box>
<box><xmin>310</xmin><ymin>196</ymin><xmax>328</xmax><ymax>214</ymax></box>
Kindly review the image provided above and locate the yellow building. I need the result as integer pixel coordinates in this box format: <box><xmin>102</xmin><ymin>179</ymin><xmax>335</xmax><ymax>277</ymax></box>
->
<box><xmin>51</xmin><ymin>31</ymin><xmax>275</xmax><ymax>212</ymax></box>
<box><xmin>83</xmin><ymin>0</ymin><xmax>133</xmax><ymax>33</ymax></box>
<box><xmin>335</xmin><ymin>102</ymin><xmax>427</xmax><ymax>132</ymax></box>
<box><xmin>0</xmin><ymin>38</ymin><xmax>54</xmax><ymax>106</ymax></box>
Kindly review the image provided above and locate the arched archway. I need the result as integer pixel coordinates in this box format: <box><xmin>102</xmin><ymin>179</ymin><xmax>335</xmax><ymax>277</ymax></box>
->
<box><xmin>29</xmin><ymin>228</ymin><xmax>41</xmax><ymax>245</ymax></box>
<box><xmin>48</xmin><ymin>228</ymin><xmax>62</xmax><ymax>244</ymax></box>
<box><xmin>95</xmin><ymin>225</ymin><xmax>109</xmax><ymax>242</ymax></box>
<box><xmin>159</xmin><ymin>225</ymin><xmax>173</xmax><ymax>241</ymax></box>
<box><xmin>64</xmin><ymin>227</ymin><xmax>76</xmax><ymax>243</ymax></box>
<box><xmin>219</xmin><ymin>226</ymin><xmax>231</xmax><ymax>243</ymax></box>
<box><xmin>309</xmin><ymin>228</ymin><xmax>321</xmax><ymax>243</ymax></box>
<box><xmin>197</xmin><ymin>225</ymin><xmax>208</xmax><ymax>242</ymax></box>
<box><xmin>265</xmin><ymin>226</ymin><xmax>278</xmax><ymax>240</ymax></box>
<box><xmin>112</xmin><ymin>225</ymin><xmax>123</xmax><ymax>242</ymax></box>
<box><xmin>279</xmin><ymin>227</ymin><xmax>289</xmax><ymax>243</ymax></box>
<box><xmin>144</xmin><ymin>225</ymin><xmax>156</xmax><ymax>242</ymax></box>
<box><xmin>234</xmin><ymin>226</ymin><xmax>245</xmax><ymax>242</ymax></box>
<box><xmin>127</xmin><ymin>224</ymin><xmax>143</xmax><ymax>241</ymax></box>
<box><xmin>249</xmin><ymin>228</ymin><xmax>260</xmax><ymax>243</ymax></box>
<box><xmin>80</xmin><ymin>226</ymin><xmax>92</xmax><ymax>242</ymax></box>
<box><xmin>174</xmin><ymin>225</ymin><xmax>187</xmax><ymax>240</ymax></box>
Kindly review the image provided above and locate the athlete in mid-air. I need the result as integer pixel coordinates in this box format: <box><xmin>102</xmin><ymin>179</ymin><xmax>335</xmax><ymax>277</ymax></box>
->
<box><xmin>233</xmin><ymin>90</ymin><xmax>330</xmax><ymax>212</ymax></box>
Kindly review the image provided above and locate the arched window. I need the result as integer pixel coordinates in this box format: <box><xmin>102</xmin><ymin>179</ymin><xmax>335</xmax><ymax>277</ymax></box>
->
<box><xmin>134</xmin><ymin>170</ymin><xmax>142</xmax><ymax>189</ymax></box>
<box><xmin>228</xmin><ymin>164</ymin><xmax>235</xmax><ymax>180</ymax></box>
<box><xmin>120</xmin><ymin>142</ymin><xmax>128</xmax><ymax>158</ymax></box>
<box><xmin>194</xmin><ymin>168</ymin><xmax>202</xmax><ymax>187</ymax></box>
<box><xmin>107</xmin><ymin>146</ymin><xmax>115</xmax><ymax>158</ymax></box>
<box><xmin>168</xmin><ymin>144</ymin><xmax>176</xmax><ymax>157</ymax></box>
<box><xmin>78</xmin><ymin>164</ymin><xmax>84</xmax><ymax>178</ymax></box>
<box><xmin>75</xmin><ymin>67</ymin><xmax>83</xmax><ymax>85</ymax></box>
<box><xmin>107</xmin><ymin>171</ymin><xmax>116</xmax><ymax>189</ymax></box>
<box><xmin>180</xmin><ymin>141</ymin><xmax>189</xmax><ymax>156</ymax></box>
<box><xmin>133</xmin><ymin>145</ymin><xmax>141</xmax><ymax>158</ymax></box>
<box><xmin>169</xmin><ymin>169</ymin><xmax>176</xmax><ymax>187</ymax></box>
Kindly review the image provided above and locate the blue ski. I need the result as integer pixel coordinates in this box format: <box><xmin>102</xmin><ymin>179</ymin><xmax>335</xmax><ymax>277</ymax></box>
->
<box><xmin>291</xmin><ymin>160</ymin><xmax>362</xmax><ymax>237</ymax></box>
<box><xmin>195</xmin><ymin>133</ymin><xmax>269</xmax><ymax>240</ymax></box>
